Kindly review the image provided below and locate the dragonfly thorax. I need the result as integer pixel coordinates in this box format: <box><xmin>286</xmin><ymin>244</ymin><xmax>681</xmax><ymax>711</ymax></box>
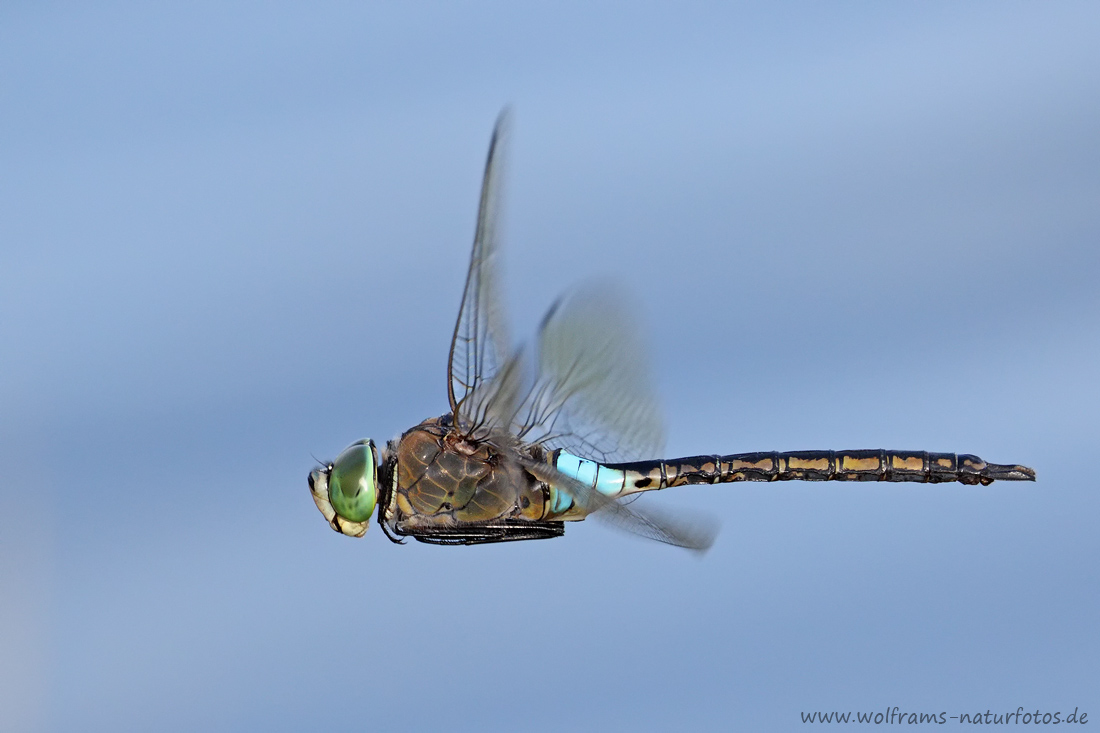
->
<box><xmin>446</xmin><ymin>433</ymin><xmax>483</xmax><ymax>457</ymax></box>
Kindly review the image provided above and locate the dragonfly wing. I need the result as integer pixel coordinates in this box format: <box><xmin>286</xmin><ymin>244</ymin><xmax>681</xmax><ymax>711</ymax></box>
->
<box><xmin>520</xmin><ymin>457</ymin><xmax>717</xmax><ymax>552</ymax></box>
<box><xmin>514</xmin><ymin>285</ymin><xmax>665</xmax><ymax>463</ymax></box>
<box><xmin>447</xmin><ymin>111</ymin><xmax>512</xmax><ymax>431</ymax></box>
<box><xmin>463</xmin><ymin>346</ymin><xmax>530</xmax><ymax>441</ymax></box>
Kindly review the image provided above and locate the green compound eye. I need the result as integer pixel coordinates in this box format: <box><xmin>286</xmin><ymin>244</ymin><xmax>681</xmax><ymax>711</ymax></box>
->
<box><xmin>328</xmin><ymin>441</ymin><xmax>378</xmax><ymax>523</ymax></box>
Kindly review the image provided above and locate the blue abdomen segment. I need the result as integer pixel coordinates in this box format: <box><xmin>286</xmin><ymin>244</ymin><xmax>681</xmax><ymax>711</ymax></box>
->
<box><xmin>548</xmin><ymin>451</ymin><xmax>628</xmax><ymax>517</ymax></box>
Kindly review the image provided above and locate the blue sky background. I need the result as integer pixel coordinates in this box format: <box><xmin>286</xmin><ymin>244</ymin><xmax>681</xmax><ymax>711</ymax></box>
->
<box><xmin>2</xmin><ymin>2</ymin><xmax>1098</xmax><ymax>731</ymax></box>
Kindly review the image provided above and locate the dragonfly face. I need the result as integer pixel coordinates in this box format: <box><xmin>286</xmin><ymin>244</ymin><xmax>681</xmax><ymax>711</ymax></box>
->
<box><xmin>308</xmin><ymin>439</ymin><xmax>380</xmax><ymax>537</ymax></box>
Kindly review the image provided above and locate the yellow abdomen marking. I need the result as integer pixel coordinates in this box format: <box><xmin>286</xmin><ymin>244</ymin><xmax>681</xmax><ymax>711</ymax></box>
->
<box><xmin>787</xmin><ymin>456</ymin><xmax>830</xmax><ymax>471</ymax></box>
<box><xmin>891</xmin><ymin>455</ymin><xmax>924</xmax><ymax>471</ymax></box>
<box><xmin>840</xmin><ymin>455</ymin><xmax>881</xmax><ymax>472</ymax></box>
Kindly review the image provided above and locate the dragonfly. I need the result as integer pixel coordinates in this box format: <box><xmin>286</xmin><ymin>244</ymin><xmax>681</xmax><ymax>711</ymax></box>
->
<box><xmin>309</xmin><ymin>113</ymin><xmax>1035</xmax><ymax>551</ymax></box>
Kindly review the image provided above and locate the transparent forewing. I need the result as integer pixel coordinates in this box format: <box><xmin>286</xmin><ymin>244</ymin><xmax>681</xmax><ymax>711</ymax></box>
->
<box><xmin>460</xmin><ymin>345</ymin><xmax>529</xmax><ymax>441</ymax></box>
<box><xmin>514</xmin><ymin>286</ymin><xmax>666</xmax><ymax>463</ymax></box>
<box><xmin>447</xmin><ymin>112</ymin><xmax>511</xmax><ymax>429</ymax></box>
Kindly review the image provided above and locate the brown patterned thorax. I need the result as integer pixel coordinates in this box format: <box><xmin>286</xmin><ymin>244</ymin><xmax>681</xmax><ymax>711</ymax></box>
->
<box><xmin>389</xmin><ymin>416</ymin><xmax>547</xmax><ymax>532</ymax></box>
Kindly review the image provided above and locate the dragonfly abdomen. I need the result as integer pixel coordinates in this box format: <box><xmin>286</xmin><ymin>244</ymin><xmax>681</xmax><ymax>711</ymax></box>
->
<box><xmin>598</xmin><ymin>449</ymin><xmax>1035</xmax><ymax>492</ymax></box>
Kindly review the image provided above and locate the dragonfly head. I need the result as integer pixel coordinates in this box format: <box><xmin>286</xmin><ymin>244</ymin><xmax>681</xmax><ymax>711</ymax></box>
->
<box><xmin>308</xmin><ymin>439</ymin><xmax>379</xmax><ymax>537</ymax></box>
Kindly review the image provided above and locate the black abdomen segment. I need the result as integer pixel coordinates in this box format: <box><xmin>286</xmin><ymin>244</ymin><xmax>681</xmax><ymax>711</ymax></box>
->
<box><xmin>608</xmin><ymin>450</ymin><xmax>1036</xmax><ymax>490</ymax></box>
